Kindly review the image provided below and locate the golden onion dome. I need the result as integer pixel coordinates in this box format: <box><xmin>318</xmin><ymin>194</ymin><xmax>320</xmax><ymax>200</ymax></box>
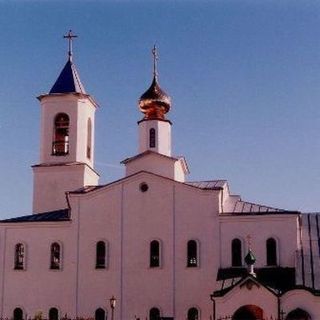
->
<box><xmin>139</xmin><ymin>75</ymin><xmax>171</xmax><ymax>120</ymax></box>
<box><xmin>139</xmin><ymin>45</ymin><xmax>171</xmax><ymax>120</ymax></box>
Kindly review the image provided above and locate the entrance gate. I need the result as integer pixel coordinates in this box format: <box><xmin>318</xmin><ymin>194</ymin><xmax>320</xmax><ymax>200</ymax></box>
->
<box><xmin>232</xmin><ymin>305</ymin><xmax>263</xmax><ymax>320</ymax></box>
<box><xmin>286</xmin><ymin>308</ymin><xmax>311</xmax><ymax>320</ymax></box>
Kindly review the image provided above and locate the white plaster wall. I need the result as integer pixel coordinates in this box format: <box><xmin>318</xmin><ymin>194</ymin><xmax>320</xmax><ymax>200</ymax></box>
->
<box><xmin>219</xmin><ymin>215</ymin><xmax>299</xmax><ymax>268</ymax></box>
<box><xmin>138</xmin><ymin>120</ymin><xmax>171</xmax><ymax>156</ymax></box>
<box><xmin>174</xmin><ymin>182</ymin><xmax>220</xmax><ymax>320</ymax></box>
<box><xmin>33</xmin><ymin>164</ymin><xmax>98</xmax><ymax>213</ymax></box>
<box><xmin>74</xmin><ymin>184</ymin><xmax>122</xmax><ymax>319</ymax></box>
<box><xmin>0</xmin><ymin>222</ymin><xmax>77</xmax><ymax>319</ymax></box>
<box><xmin>125</xmin><ymin>153</ymin><xmax>186</xmax><ymax>182</ymax></box>
<box><xmin>75</xmin><ymin>100</ymin><xmax>96</xmax><ymax>165</ymax></box>
<box><xmin>223</xmin><ymin>194</ymin><xmax>241</xmax><ymax>213</ymax></box>
<box><xmin>125</xmin><ymin>153</ymin><xmax>175</xmax><ymax>179</ymax></box>
<box><xmin>70</xmin><ymin>172</ymin><xmax>220</xmax><ymax>319</ymax></box>
<box><xmin>121</xmin><ymin>174</ymin><xmax>175</xmax><ymax>319</ymax></box>
<box><xmin>174</xmin><ymin>159</ymin><xmax>186</xmax><ymax>182</ymax></box>
<box><xmin>83</xmin><ymin>165</ymin><xmax>100</xmax><ymax>186</ymax></box>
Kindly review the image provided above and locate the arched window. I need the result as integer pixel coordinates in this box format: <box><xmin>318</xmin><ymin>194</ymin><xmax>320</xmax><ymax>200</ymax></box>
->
<box><xmin>87</xmin><ymin>118</ymin><xmax>92</xmax><ymax>159</ymax></box>
<box><xmin>95</xmin><ymin>308</ymin><xmax>106</xmax><ymax>320</ymax></box>
<box><xmin>149</xmin><ymin>128</ymin><xmax>156</xmax><ymax>148</ymax></box>
<box><xmin>187</xmin><ymin>240</ymin><xmax>198</xmax><ymax>267</ymax></box>
<box><xmin>13</xmin><ymin>308</ymin><xmax>23</xmax><ymax>320</ymax></box>
<box><xmin>187</xmin><ymin>307</ymin><xmax>199</xmax><ymax>320</ymax></box>
<box><xmin>286</xmin><ymin>308</ymin><xmax>311</xmax><ymax>320</ymax></box>
<box><xmin>150</xmin><ymin>240</ymin><xmax>160</xmax><ymax>267</ymax></box>
<box><xmin>266</xmin><ymin>238</ymin><xmax>277</xmax><ymax>266</ymax></box>
<box><xmin>231</xmin><ymin>238</ymin><xmax>242</xmax><ymax>267</ymax></box>
<box><xmin>149</xmin><ymin>307</ymin><xmax>161</xmax><ymax>320</ymax></box>
<box><xmin>50</xmin><ymin>242</ymin><xmax>61</xmax><ymax>270</ymax></box>
<box><xmin>53</xmin><ymin>113</ymin><xmax>69</xmax><ymax>156</ymax></box>
<box><xmin>49</xmin><ymin>308</ymin><xmax>59</xmax><ymax>320</ymax></box>
<box><xmin>96</xmin><ymin>241</ymin><xmax>106</xmax><ymax>269</ymax></box>
<box><xmin>14</xmin><ymin>243</ymin><xmax>25</xmax><ymax>270</ymax></box>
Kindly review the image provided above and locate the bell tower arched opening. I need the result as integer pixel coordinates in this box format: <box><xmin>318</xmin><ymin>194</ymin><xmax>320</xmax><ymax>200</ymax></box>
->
<box><xmin>52</xmin><ymin>113</ymin><xmax>69</xmax><ymax>156</ymax></box>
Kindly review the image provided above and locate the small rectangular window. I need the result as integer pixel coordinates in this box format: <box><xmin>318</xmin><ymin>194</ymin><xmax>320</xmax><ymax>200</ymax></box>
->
<box><xmin>14</xmin><ymin>243</ymin><xmax>25</xmax><ymax>270</ymax></box>
<box><xmin>50</xmin><ymin>242</ymin><xmax>61</xmax><ymax>270</ymax></box>
<box><xmin>96</xmin><ymin>241</ymin><xmax>106</xmax><ymax>269</ymax></box>
<box><xmin>150</xmin><ymin>240</ymin><xmax>160</xmax><ymax>267</ymax></box>
<box><xmin>149</xmin><ymin>128</ymin><xmax>156</xmax><ymax>148</ymax></box>
<box><xmin>187</xmin><ymin>240</ymin><xmax>198</xmax><ymax>267</ymax></box>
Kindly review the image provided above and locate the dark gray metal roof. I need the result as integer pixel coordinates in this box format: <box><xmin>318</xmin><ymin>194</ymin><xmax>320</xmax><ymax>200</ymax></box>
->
<box><xmin>214</xmin><ymin>267</ymin><xmax>297</xmax><ymax>297</ymax></box>
<box><xmin>185</xmin><ymin>180</ymin><xmax>227</xmax><ymax>190</ymax></box>
<box><xmin>232</xmin><ymin>200</ymin><xmax>283</xmax><ymax>213</ymax></box>
<box><xmin>296</xmin><ymin>213</ymin><xmax>320</xmax><ymax>290</ymax></box>
<box><xmin>1</xmin><ymin>209</ymin><xmax>70</xmax><ymax>223</ymax></box>
<box><xmin>49</xmin><ymin>59</ymin><xmax>86</xmax><ymax>94</ymax></box>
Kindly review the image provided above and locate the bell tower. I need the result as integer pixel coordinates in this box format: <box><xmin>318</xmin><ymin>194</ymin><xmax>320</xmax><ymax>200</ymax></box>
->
<box><xmin>32</xmin><ymin>31</ymin><xmax>99</xmax><ymax>213</ymax></box>
<box><xmin>138</xmin><ymin>45</ymin><xmax>172</xmax><ymax>156</ymax></box>
<box><xmin>122</xmin><ymin>46</ymin><xmax>189</xmax><ymax>182</ymax></box>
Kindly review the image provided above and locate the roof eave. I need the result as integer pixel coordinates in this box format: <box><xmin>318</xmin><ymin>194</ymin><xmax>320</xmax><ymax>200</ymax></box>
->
<box><xmin>37</xmin><ymin>92</ymin><xmax>99</xmax><ymax>108</ymax></box>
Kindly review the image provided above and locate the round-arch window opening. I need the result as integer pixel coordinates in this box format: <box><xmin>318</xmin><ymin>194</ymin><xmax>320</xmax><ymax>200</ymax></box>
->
<box><xmin>53</xmin><ymin>113</ymin><xmax>70</xmax><ymax>156</ymax></box>
<box><xmin>140</xmin><ymin>183</ymin><xmax>149</xmax><ymax>192</ymax></box>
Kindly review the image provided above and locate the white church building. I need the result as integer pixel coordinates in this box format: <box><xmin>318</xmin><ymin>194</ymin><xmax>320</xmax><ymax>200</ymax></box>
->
<box><xmin>0</xmin><ymin>32</ymin><xmax>320</xmax><ymax>320</ymax></box>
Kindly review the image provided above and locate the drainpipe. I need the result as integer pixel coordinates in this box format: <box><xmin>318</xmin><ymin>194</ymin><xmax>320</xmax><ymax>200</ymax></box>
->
<box><xmin>210</xmin><ymin>295</ymin><xmax>216</xmax><ymax>320</ymax></box>
<box><xmin>277</xmin><ymin>293</ymin><xmax>281</xmax><ymax>320</ymax></box>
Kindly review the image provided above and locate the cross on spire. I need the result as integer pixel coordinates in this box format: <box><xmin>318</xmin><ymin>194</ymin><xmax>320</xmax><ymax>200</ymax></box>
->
<box><xmin>152</xmin><ymin>44</ymin><xmax>158</xmax><ymax>80</ymax></box>
<box><xmin>64</xmin><ymin>30</ymin><xmax>78</xmax><ymax>61</ymax></box>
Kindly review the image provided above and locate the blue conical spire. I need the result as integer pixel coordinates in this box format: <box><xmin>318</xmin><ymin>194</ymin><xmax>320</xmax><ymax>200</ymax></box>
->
<box><xmin>49</xmin><ymin>30</ymin><xmax>86</xmax><ymax>94</ymax></box>
<box><xmin>49</xmin><ymin>59</ymin><xmax>86</xmax><ymax>94</ymax></box>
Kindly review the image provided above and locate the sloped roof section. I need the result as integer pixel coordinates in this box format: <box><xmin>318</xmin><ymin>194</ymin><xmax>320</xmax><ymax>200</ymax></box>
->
<box><xmin>121</xmin><ymin>150</ymin><xmax>178</xmax><ymax>164</ymax></box>
<box><xmin>1</xmin><ymin>209</ymin><xmax>70</xmax><ymax>223</ymax></box>
<box><xmin>232</xmin><ymin>200</ymin><xmax>285</xmax><ymax>214</ymax></box>
<box><xmin>185</xmin><ymin>180</ymin><xmax>227</xmax><ymax>190</ymax></box>
<box><xmin>71</xmin><ymin>185</ymin><xmax>105</xmax><ymax>194</ymax></box>
<box><xmin>49</xmin><ymin>59</ymin><xmax>86</xmax><ymax>94</ymax></box>
<box><xmin>297</xmin><ymin>213</ymin><xmax>320</xmax><ymax>290</ymax></box>
<box><xmin>213</xmin><ymin>267</ymin><xmax>297</xmax><ymax>297</ymax></box>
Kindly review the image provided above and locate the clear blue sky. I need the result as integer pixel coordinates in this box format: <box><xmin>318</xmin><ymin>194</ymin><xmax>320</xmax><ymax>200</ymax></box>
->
<box><xmin>0</xmin><ymin>0</ymin><xmax>319</xmax><ymax>218</ymax></box>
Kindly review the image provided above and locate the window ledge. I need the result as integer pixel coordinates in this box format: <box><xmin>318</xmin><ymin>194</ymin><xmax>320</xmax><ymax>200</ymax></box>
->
<box><xmin>49</xmin><ymin>268</ymin><xmax>62</xmax><ymax>272</ymax></box>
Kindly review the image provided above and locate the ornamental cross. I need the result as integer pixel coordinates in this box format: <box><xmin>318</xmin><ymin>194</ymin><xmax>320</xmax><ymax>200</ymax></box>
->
<box><xmin>152</xmin><ymin>44</ymin><xmax>159</xmax><ymax>79</ymax></box>
<box><xmin>64</xmin><ymin>30</ymin><xmax>78</xmax><ymax>60</ymax></box>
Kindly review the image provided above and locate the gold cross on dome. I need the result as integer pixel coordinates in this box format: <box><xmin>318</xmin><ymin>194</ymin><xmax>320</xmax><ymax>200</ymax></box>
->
<box><xmin>64</xmin><ymin>30</ymin><xmax>78</xmax><ymax>60</ymax></box>
<box><xmin>152</xmin><ymin>44</ymin><xmax>158</xmax><ymax>79</ymax></box>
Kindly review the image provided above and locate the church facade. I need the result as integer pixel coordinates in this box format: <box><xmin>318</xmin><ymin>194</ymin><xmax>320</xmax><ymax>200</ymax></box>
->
<box><xmin>0</xmin><ymin>33</ymin><xmax>320</xmax><ymax>320</ymax></box>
